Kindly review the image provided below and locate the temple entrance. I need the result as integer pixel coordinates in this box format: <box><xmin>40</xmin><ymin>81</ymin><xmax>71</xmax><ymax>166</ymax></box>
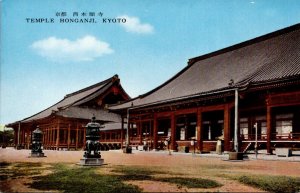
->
<box><xmin>141</xmin><ymin>121</ymin><xmax>153</xmax><ymax>147</ymax></box>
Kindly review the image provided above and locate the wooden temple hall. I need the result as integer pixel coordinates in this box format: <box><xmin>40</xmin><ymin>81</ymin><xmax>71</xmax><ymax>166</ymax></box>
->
<box><xmin>7</xmin><ymin>75</ymin><xmax>130</xmax><ymax>150</ymax></box>
<box><xmin>6</xmin><ymin>24</ymin><xmax>300</xmax><ymax>154</ymax></box>
<box><xmin>109</xmin><ymin>24</ymin><xmax>300</xmax><ymax>154</ymax></box>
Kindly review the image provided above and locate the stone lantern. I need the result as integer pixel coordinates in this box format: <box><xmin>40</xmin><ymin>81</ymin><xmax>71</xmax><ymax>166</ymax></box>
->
<box><xmin>79</xmin><ymin>116</ymin><xmax>104</xmax><ymax>166</ymax></box>
<box><xmin>29</xmin><ymin>126</ymin><xmax>45</xmax><ymax>157</ymax></box>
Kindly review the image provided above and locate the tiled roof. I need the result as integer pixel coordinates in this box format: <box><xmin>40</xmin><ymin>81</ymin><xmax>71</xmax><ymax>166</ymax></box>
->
<box><xmin>56</xmin><ymin>107</ymin><xmax>121</xmax><ymax>123</ymax></box>
<box><xmin>10</xmin><ymin>75</ymin><xmax>122</xmax><ymax>124</ymax></box>
<box><xmin>110</xmin><ymin>24</ymin><xmax>300</xmax><ymax>110</ymax></box>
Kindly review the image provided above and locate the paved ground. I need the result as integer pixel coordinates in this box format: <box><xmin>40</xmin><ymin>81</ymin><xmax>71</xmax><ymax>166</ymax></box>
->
<box><xmin>1</xmin><ymin>147</ymin><xmax>300</xmax><ymax>192</ymax></box>
<box><xmin>1</xmin><ymin>147</ymin><xmax>300</xmax><ymax>175</ymax></box>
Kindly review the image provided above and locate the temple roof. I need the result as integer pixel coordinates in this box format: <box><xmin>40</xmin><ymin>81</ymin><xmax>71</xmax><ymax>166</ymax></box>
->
<box><xmin>7</xmin><ymin>75</ymin><xmax>127</xmax><ymax>126</ymax></box>
<box><xmin>55</xmin><ymin>107</ymin><xmax>121</xmax><ymax>122</ymax></box>
<box><xmin>110</xmin><ymin>23</ymin><xmax>300</xmax><ymax>110</ymax></box>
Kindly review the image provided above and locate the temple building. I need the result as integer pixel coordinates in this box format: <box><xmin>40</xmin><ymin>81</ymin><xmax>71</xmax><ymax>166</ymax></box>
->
<box><xmin>6</xmin><ymin>75</ymin><xmax>130</xmax><ymax>150</ymax></box>
<box><xmin>7</xmin><ymin>24</ymin><xmax>300</xmax><ymax>154</ymax></box>
<box><xmin>108</xmin><ymin>24</ymin><xmax>300</xmax><ymax>154</ymax></box>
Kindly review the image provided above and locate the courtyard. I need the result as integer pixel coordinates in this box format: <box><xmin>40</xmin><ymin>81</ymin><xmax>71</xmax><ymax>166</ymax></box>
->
<box><xmin>1</xmin><ymin>148</ymin><xmax>300</xmax><ymax>192</ymax></box>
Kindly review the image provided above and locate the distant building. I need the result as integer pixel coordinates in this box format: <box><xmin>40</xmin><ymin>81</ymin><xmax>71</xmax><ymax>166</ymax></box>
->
<box><xmin>109</xmin><ymin>24</ymin><xmax>300</xmax><ymax>154</ymax></box>
<box><xmin>7</xmin><ymin>75</ymin><xmax>130</xmax><ymax>150</ymax></box>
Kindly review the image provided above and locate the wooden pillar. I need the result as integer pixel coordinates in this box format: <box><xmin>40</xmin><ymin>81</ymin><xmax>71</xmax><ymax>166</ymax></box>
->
<box><xmin>224</xmin><ymin>104</ymin><xmax>231</xmax><ymax>151</ymax></box>
<box><xmin>42</xmin><ymin>128</ymin><xmax>45</xmax><ymax>144</ymax></box>
<box><xmin>48</xmin><ymin>129</ymin><xmax>51</xmax><ymax>146</ymax></box>
<box><xmin>56</xmin><ymin>122</ymin><xmax>60</xmax><ymax>150</ymax></box>
<box><xmin>64</xmin><ymin>129</ymin><xmax>67</xmax><ymax>144</ymax></box>
<box><xmin>44</xmin><ymin>129</ymin><xmax>47</xmax><ymax>147</ymax></box>
<box><xmin>75</xmin><ymin>122</ymin><xmax>79</xmax><ymax>150</ymax></box>
<box><xmin>153</xmin><ymin>114</ymin><xmax>158</xmax><ymax>150</ymax></box>
<box><xmin>23</xmin><ymin>129</ymin><xmax>26</xmax><ymax>145</ymax></box>
<box><xmin>138</xmin><ymin>121</ymin><xmax>142</xmax><ymax>145</ymax></box>
<box><xmin>14</xmin><ymin>128</ymin><xmax>18</xmax><ymax>147</ymax></box>
<box><xmin>266</xmin><ymin>106</ymin><xmax>272</xmax><ymax>154</ymax></box>
<box><xmin>24</xmin><ymin>129</ymin><xmax>27</xmax><ymax>149</ymax></box>
<box><xmin>17</xmin><ymin>123</ymin><xmax>21</xmax><ymax>147</ymax></box>
<box><xmin>19</xmin><ymin>129</ymin><xmax>21</xmax><ymax>146</ymax></box>
<box><xmin>149</xmin><ymin>121</ymin><xmax>152</xmax><ymax>148</ymax></box>
<box><xmin>83</xmin><ymin>124</ymin><xmax>86</xmax><ymax>146</ymax></box>
<box><xmin>45</xmin><ymin>129</ymin><xmax>47</xmax><ymax>146</ymax></box>
<box><xmin>47</xmin><ymin>128</ymin><xmax>49</xmax><ymax>146</ymax></box>
<box><xmin>48</xmin><ymin>128</ymin><xmax>50</xmax><ymax>146</ymax></box>
<box><xmin>197</xmin><ymin>109</ymin><xmax>203</xmax><ymax>153</ymax></box>
<box><xmin>127</xmin><ymin>121</ymin><xmax>131</xmax><ymax>145</ymax></box>
<box><xmin>67</xmin><ymin>124</ymin><xmax>71</xmax><ymax>150</ymax></box>
<box><xmin>26</xmin><ymin>129</ymin><xmax>30</xmax><ymax>149</ymax></box>
<box><xmin>52</xmin><ymin>128</ymin><xmax>55</xmax><ymax>146</ymax></box>
<box><xmin>121</xmin><ymin>117</ymin><xmax>124</xmax><ymax>148</ymax></box>
<box><xmin>51</xmin><ymin>128</ymin><xmax>53</xmax><ymax>146</ymax></box>
<box><xmin>49</xmin><ymin>128</ymin><xmax>51</xmax><ymax>146</ymax></box>
<box><xmin>42</xmin><ymin>128</ymin><xmax>45</xmax><ymax>146</ymax></box>
<box><xmin>171</xmin><ymin>113</ymin><xmax>176</xmax><ymax>151</ymax></box>
<box><xmin>21</xmin><ymin>128</ymin><xmax>24</xmax><ymax>147</ymax></box>
<box><xmin>19</xmin><ymin>129</ymin><xmax>22</xmax><ymax>145</ymax></box>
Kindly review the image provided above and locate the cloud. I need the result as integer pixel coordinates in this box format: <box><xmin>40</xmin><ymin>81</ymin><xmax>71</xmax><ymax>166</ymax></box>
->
<box><xmin>31</xmin><ymin>36</ymin><xmax>114</xmax><ymax>62</ymax></box>
<box><xmin>118</xmin><ymin>15</ymin><xmax>154</xmax><ymax>34</ymax></box>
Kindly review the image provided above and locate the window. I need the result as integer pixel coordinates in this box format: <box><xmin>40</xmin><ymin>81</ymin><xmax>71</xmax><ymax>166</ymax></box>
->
<box><xmin>240</xmin><ymin>118</ymin><xmax>248</xmax><ymax>139</ymax></box>
<box><xmin>175</xmin><ymin>114</ymin><xmax>197</xmax><ymax>140</ymax></box>
<box><xmin>157</xmin><ymin>119</ymin><xmax>171</xmax><ymax>136</ymax></box>
<box><xmin>275</xmin><ymin>113</ymin><xmax>293</xmax><ymax>139</ymax></box>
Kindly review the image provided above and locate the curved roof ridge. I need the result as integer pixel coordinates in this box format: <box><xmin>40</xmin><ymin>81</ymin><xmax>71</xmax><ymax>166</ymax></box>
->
<box><xmin>17</xmin><ymin>98</ymin><xmax>66</xmax><ymax>123</ymax></box>
<box><xmin>131</xmin><ymin>23</ymin><xmax>300</xmax><ymax>100</ymax></box>
<box><xmin>68</xmin><ymin>80</ymin><xmax>114</xmax><ymax>107</ymax></box>
<box><xmin>109</xmin><ymin>23</ymin><xmax>300</xmax><ymax>111</ymax></box>
<box><xmin>139</xmin><ymin>64</ymin><xmax>192</xmax><ymax>99</ymax></box>
<box><xmin>7</xmin><ymin>74</ymin><xmax>120</xmax><ymax>125</ymax></box>
<box><xmin>65</xmin><ymin>74</ymin><xmax>118</xmax><ymax>98</ymax></box>
<box><xmin>188</xmin><ymin>23</ymin><xmax>300</xmax><ymax>66</ymax></box>
<box><xmin>108</xmin><ymin>64</ymin><xmax>194</xmax><ymax>109</ymax></box>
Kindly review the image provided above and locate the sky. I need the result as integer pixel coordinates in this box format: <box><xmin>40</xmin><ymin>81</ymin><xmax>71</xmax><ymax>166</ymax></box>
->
<box><xmin>1</xmin><ymin>0</ymin><xmax>300</xmax><ymax>125</ymax></box>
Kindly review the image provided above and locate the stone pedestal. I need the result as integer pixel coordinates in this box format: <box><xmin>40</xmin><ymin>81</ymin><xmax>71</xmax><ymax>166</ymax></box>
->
<box><xmin>123</xmin><ymin>146</ymin><xmax>132</xmax><ymax>153</ymax></box>
<box><xmin>78</xmin><ymin>158</ymin><xmax>104</xmax><ymax>166</ymax></box>
<box><xmin>29</xmin><ymin>152</ymin><xmax>46</xmax><ymax>158</ymax></box>
<box><xmin>276</xmin><ymin>148</ymin><xmax>292</xmax><ymax>157</ymax></box>
<box><xmin>216</xmin><ymin>140</ymin><xmax>222</xmax><ymax>155</ymax></box>
<box><xmin>228</xmin><ymin>152</ymin><xmax>244</xmax><ymax>160</ymax></box>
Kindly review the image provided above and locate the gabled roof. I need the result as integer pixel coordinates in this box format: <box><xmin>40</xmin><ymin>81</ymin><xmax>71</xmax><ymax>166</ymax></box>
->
<box><xmin>8</xmin><ymin>75</ymin><xmax>128</xmax><ymax>125</ymax></box>
<box><xmin>110</xmin><ymin>23</ymin><xmax>300</xmax><ymax>110</ymax></box>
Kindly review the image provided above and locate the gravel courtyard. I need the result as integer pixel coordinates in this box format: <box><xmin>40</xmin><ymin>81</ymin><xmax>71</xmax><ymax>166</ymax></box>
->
<box><xmin>1</xmin><ymin>148</ymin><xmax>300</xmax><ymax>192</ymax></box>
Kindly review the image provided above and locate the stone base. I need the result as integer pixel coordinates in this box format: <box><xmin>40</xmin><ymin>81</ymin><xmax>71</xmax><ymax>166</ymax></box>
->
<box><xmin>228</xmin><ymin>152</ymin><xmax>244</xmax><ymax>160</ymax></box>
<box><xmin>78</xmin><ymin>158</ymin><xmax>104</xmax><ymax>166</ymax></box>
<box><xmin>123</xmin><ymin>147</ymin><xmax>132</xmax><ymax>154</ymax></box>
<box><xmin>276</xmin><ymin>148</ymin><xmax>292</xmax><ymax>157</ymax></box>
<box><xmin>29</xmin><ymin>152</ymin><xmax>46</xmax><ymax>158</ymax></box>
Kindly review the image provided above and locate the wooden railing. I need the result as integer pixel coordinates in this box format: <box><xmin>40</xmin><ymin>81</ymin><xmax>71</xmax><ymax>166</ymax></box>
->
<box><xmin>272</xmin><ymin>133</ymin><xmax>300</xmax><ymax>140</ymax></box>
<box><xmin>241</xmin><ymin>133</ymin><xmax>300</xmax><ymax>141</ymax></box>
<box><xmin>240</xmin><ymin>134</ymin><xmax>267</xmax><ymax>140</ymax></box>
